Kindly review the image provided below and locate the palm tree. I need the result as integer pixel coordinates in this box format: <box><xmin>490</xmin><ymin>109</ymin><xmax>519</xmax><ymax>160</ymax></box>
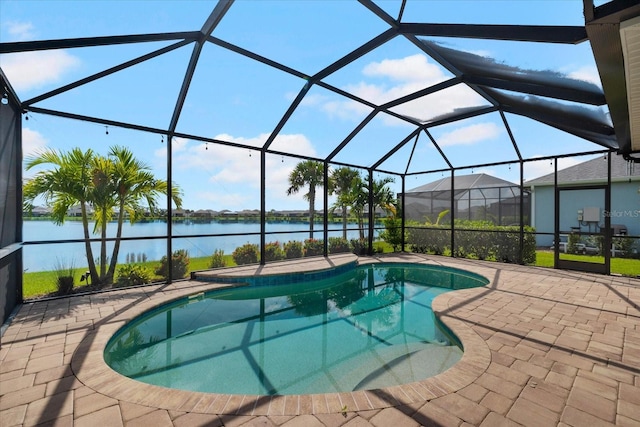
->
<box><xmin>24</xmin><ymin>146</ymin><xmax>182</xmax><ymax>285</ymax></box>
<box><xmin>349</xmin><ymin>174</ymin><xmax>368</xmax><ymax>240</ymax></box>
<box><xmin>370</xmin><ymin>176</ymin><xmax>396</xmax><ymax>216</ymax></box>
<box><xmin>329</xmin><ymin>167</ymin><xmax>361</xmax><ymax>239</ymax></box>
<box><xmin>24</xmin><ymin>148</ymin><xmax>100</xmax><ymax>283</ymax></box>
<box><xmin>104</xmin><ymin>146</ymin><xmax>182</xmax><ymax>283</ymax></box>
<box><xmin>350</xmin><ymin>175</ymin><xmax>396</xmax><ymax>240</ymax></box>
<box><xmin>286</xmin><ymin>160</ymin><xmax>324</xmax><ymax>239</ymax></box>
<box><xmin>90</xmin><ymin>153</ymin><xmax>117</xmax><ymax>280</ymax></box>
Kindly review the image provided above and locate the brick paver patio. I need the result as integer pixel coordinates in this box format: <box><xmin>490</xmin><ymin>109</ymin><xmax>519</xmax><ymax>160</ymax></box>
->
<box><xmin>1</xmin><ymin>253</ymin><xmax>638</xmax><ymax>426</ymax></box>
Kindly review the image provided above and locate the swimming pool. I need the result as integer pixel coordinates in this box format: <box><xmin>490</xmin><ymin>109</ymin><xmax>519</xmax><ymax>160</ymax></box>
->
<box><xmin>104</xmin><ymin>262</ymin><xmax>488</xmax><ymax>395</ymax></box>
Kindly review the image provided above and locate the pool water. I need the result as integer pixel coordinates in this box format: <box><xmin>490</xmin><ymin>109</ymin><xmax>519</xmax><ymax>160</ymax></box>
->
<box><xmin>104</xmin><ymin>263</ymin><xmax>488</xmax><ymax>395</ymax></box>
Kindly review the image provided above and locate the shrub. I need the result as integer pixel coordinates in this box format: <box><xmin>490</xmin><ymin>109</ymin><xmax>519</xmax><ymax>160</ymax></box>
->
<box><xmin>155</xmin><ymin>249</ymin><xmax>190</xmax><ymax>280</ymax></box>
<box><xmin>380</xmin><ymin>215</ymin><xmax>405</xmax><ymax>252</ymax></box>
<box><xmin>209</xmin><ymin>249</ymin><xmax>226</xmax><ymax>268</ymax></box>
<box><xmin>567</xmin><ymin>232</ymin><xmax>581</xmax><ymax>254</ymax></box>
<box><xmin>328</xmin><ymin>237</ymin><xmax>350</xmax><ymax>254</ymax></box>
<box><xmin>407</xmin><ymin>227</ymin><xmax>450</xmax><ymax>255</ymax></box>
<box><xmin>495</xmin><ymin>230</ymin><xmax>520</xmax><ymax>263</ymax></box>
<box><xmin>454</xmin><ymin>222</ymin><xmax>495</xmax><ymax>259</ymax></box>
<box><xmin>411</xmin><ymin>243</ymin><xmax>429</xmax><ymax>254</ymax></box>
<box><xmin>264</xmin><ymin>241</ymin><xmax>285</xmax><ymax>262</ymax></box>
<box><xmin>53</xmin><ymin>258</ymin><xmax>75</xmax><ymax>295</ymax></box>
<box><xmin>284</xmin><ymin>240</ymin><xmax>304</xmax><ymax>259</ymax></box>
<box><xmin>232</xmin><ymin>243</ymin><xmax>259</xmax><ymax>265</ymax></box>
<box><xmin>304</xmin><ymin>238</ymin><xmax>324</xmax><ymax>257</ymax></box>
<box><xmin>116</xmin><ymin>264</ymin><xmax>151</xmax><ymax>287</ymax></box>
<box><xmin>612</xmin><ymin>236</ymin><xmax>635</xmax><ymax>258</ymax></box>
<box><xmin>521</xmin><ymin>229</ymin><xmax>537</xmax><ymax>264</ymax></box>
<box><xmin>57</xmin><ymin>276</ymin><xmax>74</xmax><ymax>295</ymax></box>
<box><xmin>350</xmin><ymin>238</ymin><xmax>369</xmax><ymax>255</ymax></box>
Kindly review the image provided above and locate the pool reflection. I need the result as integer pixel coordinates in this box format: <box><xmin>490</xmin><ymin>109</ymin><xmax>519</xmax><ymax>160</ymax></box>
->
<box><xmin>104</xmin><ymin>263</ymin><xmax>487</xmax><ymax>394</ymax></box>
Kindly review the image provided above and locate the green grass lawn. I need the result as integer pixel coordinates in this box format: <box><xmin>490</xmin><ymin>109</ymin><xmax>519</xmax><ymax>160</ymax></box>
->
<box><xmin>22</xmin><ymin>254</ymin><xmax>237</xmax><ymax>299</ymax></box>
<box><xmin>535</xmin><ymin>250</ymin><xmax>640</xmax><ymax>276</ymax></box>
<box><xmin>23</xmin><ymin>247</ymin><xmax>637</xmax><ymax>299</ymax></box>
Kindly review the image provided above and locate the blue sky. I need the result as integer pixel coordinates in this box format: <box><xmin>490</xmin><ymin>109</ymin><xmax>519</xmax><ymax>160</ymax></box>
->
<box><xmin>1</xmin><ymin>0</ymin><xmax>609</xmax><ymax>211</ymax></box>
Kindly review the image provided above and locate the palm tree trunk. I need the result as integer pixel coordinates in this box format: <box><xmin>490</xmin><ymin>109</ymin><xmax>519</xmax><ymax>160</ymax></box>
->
<box><xmin>100</xmin><ymin>207</ymin><xmax>108</xmax><ymax>281</ymax></box>
<box><xmin>309</xmin><ymin>186</ymin><xmax>315</xmax><ymax>239</ymax></box>
<box><xmin>106</xmin><ymin>201</ymin><xmax>125</xmax><ymax>283</ymax></box>
<box><xmin>81</xmin><ymin>202</ymin><xmax>99</xmax><ymax>284</ymax></box>
<box><xmin>341</xmin><ymin>203</ymin><xmax>348</xmax><ymax>240</ymax></box>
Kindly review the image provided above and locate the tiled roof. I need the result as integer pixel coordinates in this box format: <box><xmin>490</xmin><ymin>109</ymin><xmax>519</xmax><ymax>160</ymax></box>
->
<box><xmin>525</xmin><ymin>154</ymin><xmax>639</xmax><ymax>186</ymax></box>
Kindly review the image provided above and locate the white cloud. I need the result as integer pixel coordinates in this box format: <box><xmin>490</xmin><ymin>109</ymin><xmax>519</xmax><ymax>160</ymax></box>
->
<box><xmin>437</xmin><ymin>123</ymin><xmax>501</xmax><ymax>147</ymax></box>
<box><xmin>346</xmin><ymin>54</ymin><xmax>452</xmax><ymax>106</ymax></box>
<box><xmin>316</xmin><ymin>54</ymin><xmax>485</xmax><ymax>125</ymax></box>
<box><xmin>0</xmin><ymin>50</ymin><xmax>81</xmax><ymax>92</ymax></box>
<box><xmin>212</xmin><ymin>133</ymin><xmax>265</xmax><ymax>149</ymax></box>
<box><xmin>293</xmin><ymin>90</ymin><xmax>370</xmax><ymax>122</ymax></box>
<box><xmin>22</xmin><ymin>128</ymin><xmax>48</xmax><ymax>157</ymax></box>
<box><xmin>298</xmin><ymin>92</ymin><xmax>326</xmax><ymax>107</ymax></box>
<box><xmin>568</xmin><ymin>66</ymin><xmax>601</xmax><ymax>87</ymax></box>
<box><xmin>321</xmin><ymin>98</ymin><xmax>370</xmax><ymax>120</ymax></box>
<box><xmin>162</xmin><ymin>133</ymin><xmax>318</xmax><ymax>208</ymax></box>
<box><xmin>265</xmin><ymin>132</ymin><xmax>317</xmax><ymax>158</ymax></box>
<box><xmin>21</xmin><ymin>128</ymin><xmax>49</xmax><ymax>179</ymax></box>
<box><xmin>172</xmin><ymin>137</ymin><xmax>189</xmax><ymax>153</ymax></box>
<box><xmin>153</xmin><ymin>136</ymin><xmax>191</xmax><ymax>159</ymax></box>
<box><xmin>362</xmin><ymin>54</ymin><xmax>445</xmax><ymax>84</ymax></box>
<box><xmin>6</xmin><ymin>21</ymin><xmax>35</xmax><ymax>40</ymax></box>
<box><xmin>390</xmin><ymin>84</ymin><xmax>487</xmax><ymax>123</ymax></box>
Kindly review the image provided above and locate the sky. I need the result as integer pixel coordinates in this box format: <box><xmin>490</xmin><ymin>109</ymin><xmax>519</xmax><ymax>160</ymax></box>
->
<box><xmin>0</xmin><ymin>0</ymin><xmax>610</xmax><ymax>211</ymax></box>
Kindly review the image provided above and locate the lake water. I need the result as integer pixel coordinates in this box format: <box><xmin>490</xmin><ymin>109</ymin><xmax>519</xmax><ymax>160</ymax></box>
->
<box><xmin>22</xmin><ymin>220</ymin><xmax>375</xmax><ymax>272</ymax></box>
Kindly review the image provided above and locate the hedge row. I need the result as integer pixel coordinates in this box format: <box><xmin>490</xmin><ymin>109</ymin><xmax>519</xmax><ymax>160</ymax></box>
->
<box><xmin>408</xmin><ymin>221</ymin><xmax>536</xmax><ymax>264</ymax></box>
<box><xmin>231</xmin><ymin>237</ymin><xmax>378</xmax><ymax>265</ymax></box>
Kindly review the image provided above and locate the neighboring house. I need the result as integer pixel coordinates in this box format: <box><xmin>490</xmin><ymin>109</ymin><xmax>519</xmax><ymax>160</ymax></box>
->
<box><xmin>402</xmin><ymin>173</ymin><xmax>529</xmax><ymax>226</ymax></box>
<box><xmin>67</xmin><ymin>204</ymin><xmax>94</xmax><ymax>217</ymax></box>
<box><xmin>28</xmin><ymin>206</ymin><xmax>51</xmax><ymax>217</ymax></box>
<box><xmin>192</xmin><ymin>209</ymin><xmax>217</xmax><ymax>218</ymax></box>
<box><xmin>172</xmin><ymin>209</ymin><xmax>188</xmax><ymax>218</ymax></box>
<box><xmin>277</xmin><ymin>210</ymin><xmax>306</xmax><ymax>219</ymax></box>
<box><xmin>525</xmin><ymin>155</ymin><xmax>640</xmax><ymax>247</ymax></box>
<box><xmin>240</xmin><ymin>209</ymin><xmax>261</xmax><ymax>217</ymax></box>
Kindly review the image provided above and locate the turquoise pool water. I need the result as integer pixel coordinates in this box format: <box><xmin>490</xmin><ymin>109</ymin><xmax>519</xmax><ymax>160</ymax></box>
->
<box><xmin>104</xmin><ymin>263</ymin><xmax>488</xmax><ymax>395</ymax></box>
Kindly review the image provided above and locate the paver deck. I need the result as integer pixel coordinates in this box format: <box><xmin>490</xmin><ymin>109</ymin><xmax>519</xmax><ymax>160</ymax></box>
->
<box><xmin>1</xmin><ymin>253</ymin><xmax>638</xmax><ymax>426</ymax></box>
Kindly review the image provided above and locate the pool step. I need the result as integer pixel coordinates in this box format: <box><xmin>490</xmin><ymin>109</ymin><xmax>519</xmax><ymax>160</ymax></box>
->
<box><xmin>192</xmin><ymin>254</ymin><xmax>358</xmax><ymax>286</ymax></box>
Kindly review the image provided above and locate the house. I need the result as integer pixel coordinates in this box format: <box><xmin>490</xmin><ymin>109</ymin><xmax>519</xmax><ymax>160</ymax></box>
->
<box><xmin>27</xmin><ymin>206</ymin><xmax>51</xmax><ymax>217</ymax></box>
<box><xmin>172</xmin><ymin>209</ymin><xmax>188</xmax><ymax>218</ymax></box>
<box><xmin>192</xmin><ymin>209</ymin><xmax>217</xmax><ymax>218</ymax></box>
<box><xmin>525</xmin><ymin>155</ymin><xmax>640</xmax><ymax>247</ymax></box>
<box><xmin>67</xmin><ymin>204</ymin><xmax>94</xmax><ymax>217</ymax></box>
